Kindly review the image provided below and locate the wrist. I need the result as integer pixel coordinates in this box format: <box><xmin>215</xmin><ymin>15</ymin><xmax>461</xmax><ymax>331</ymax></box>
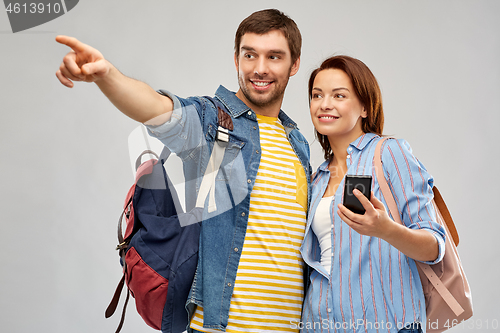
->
<box><xmin>94</xmin><ymin>62</ymin><xmax>120</xmax><ymax>88</ymax></box>
<box><xmin>379</xmin><ymin>218</ymin><xmax>404</xmax><ymax>243</ymax></box>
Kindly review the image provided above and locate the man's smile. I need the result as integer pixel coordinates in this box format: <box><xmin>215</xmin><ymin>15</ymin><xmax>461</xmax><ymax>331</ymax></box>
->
<box><xmin>250</xmin><ymin>79</ymin><xmax>273</xmax><ymax>90</ymax></box>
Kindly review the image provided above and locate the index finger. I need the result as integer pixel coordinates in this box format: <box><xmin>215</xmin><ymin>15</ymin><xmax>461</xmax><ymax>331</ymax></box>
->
<box><xmin>55</xmin><ymin>35</ymin><xmax>87</xmax><ymax>53</ymax></box>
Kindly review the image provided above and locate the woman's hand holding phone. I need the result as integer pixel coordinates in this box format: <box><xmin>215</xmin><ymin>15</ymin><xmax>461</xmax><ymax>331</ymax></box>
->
<box><xmin>338</xmin><ymin>188</ymin><xmax>395</xmax><ymax>240</ymax></box>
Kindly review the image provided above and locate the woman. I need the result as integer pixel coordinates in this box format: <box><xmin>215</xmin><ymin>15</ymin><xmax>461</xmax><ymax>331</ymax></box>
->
<box><xmin>300</xmin><ymin>55</ymin><xmax>446</xmax><ymax>333</ymax></box>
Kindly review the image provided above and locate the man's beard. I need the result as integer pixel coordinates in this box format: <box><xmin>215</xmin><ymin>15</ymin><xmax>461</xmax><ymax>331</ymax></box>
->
<box><xmin>237</xmin><ymin>71</ymin><xmax>291</xmax><ymax>109</ymax></box>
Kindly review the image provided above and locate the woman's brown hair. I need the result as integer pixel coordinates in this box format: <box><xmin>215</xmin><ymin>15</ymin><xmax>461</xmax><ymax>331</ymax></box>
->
<box><xmin>308</xmin><ymin>55</ymin><xmax>384</xmax><ymax>161</ymax></box>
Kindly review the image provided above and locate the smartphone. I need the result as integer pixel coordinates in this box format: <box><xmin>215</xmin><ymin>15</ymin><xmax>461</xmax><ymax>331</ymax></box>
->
<box><xmin>343</xmin><ymin>175</ymin><xmax>372</xmax><ymax>215</ymax></box>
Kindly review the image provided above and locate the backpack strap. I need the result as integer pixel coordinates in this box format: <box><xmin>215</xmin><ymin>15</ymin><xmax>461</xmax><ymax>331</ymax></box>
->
<box><xmin>195</xmin><ymin>96</ymin><xmax>233</xmax><ymax>213</ymax></box>
<box><xmin>373</xmin><ymin>137</ymin><xmax>465</xmax><ymax>317</ymax></box>
<box><xmin>105</xmin><ymin>276</ymin><xmax>130</xmax><ymax>330</ymax></box>
<box><xmin>105</xmin><ymin>276</ymin><xmax>131</xmax><ymax>333</ymax></box>
<box><xmin>195</xmin><ymin>138</ymin><xmax>226</xmax><ymax>213</ymax></box>
<box><xmin>432</xmin><ymin>186</ymin><xmax>459</xmax><ymax>246</ymax></box>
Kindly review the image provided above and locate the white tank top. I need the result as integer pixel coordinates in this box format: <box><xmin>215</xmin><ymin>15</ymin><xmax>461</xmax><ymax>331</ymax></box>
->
<box><xmin>311</xmin><ymin>196</ymin><xmax>334</xmax><ymax>273</ymax></box>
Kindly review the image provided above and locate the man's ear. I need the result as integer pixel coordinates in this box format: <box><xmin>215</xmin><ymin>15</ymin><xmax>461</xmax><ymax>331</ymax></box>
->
<box><xmin>289</xmin><ymin>57</ymin><xmax>300</xmax><ymax>77</ymax></box>
<box><xmin>234</xmin><ymin>53</ymin><xmax>239</xmax><ymax>72</ymax></box>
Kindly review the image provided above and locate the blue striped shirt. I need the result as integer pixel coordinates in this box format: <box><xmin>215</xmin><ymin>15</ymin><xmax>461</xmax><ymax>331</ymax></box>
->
<box><xmin>300</xmin><ymin>133</ymin><xmax>446</xmax><ymax>333</ymax></box>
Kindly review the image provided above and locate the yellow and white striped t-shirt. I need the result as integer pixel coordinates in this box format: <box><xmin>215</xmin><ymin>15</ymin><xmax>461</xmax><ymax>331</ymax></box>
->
<box><xmin>190</xmin><ymin>114</ymin><xmax>307</xmax><ymax>333</ymax></box>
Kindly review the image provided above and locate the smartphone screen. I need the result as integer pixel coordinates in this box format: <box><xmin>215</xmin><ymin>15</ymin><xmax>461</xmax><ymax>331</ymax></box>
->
<box><xmin>343</xmin><ymin>175</ymin><xmax>372</xmax><ymax>214</ymax></box>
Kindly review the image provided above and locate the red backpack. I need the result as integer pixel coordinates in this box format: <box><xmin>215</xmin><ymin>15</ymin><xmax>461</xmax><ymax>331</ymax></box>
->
<box><xmin>105</xmin><ymin>148</ymin><xmax>200</xmax><ymax>333</ymax></box>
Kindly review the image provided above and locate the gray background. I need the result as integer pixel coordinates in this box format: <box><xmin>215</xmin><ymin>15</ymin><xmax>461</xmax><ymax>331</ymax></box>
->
<box><xmin>1</xmin><ymin>0</ymin><xmax>498</xmax><ymax>332</ymax></box>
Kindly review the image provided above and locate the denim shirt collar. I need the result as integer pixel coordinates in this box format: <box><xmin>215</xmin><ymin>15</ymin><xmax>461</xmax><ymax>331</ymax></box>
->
<box><xmin>214</xmin><ymin>85</ymin><xmax>298</xmax><ymax>130</ymax></box>
<box><xmin>317</xmin><ymin>132</ymin><xmax>380</xmax><ymax>172</ymax></box>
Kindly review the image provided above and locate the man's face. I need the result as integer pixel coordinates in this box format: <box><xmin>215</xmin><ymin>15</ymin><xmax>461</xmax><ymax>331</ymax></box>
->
<box><xmin>235</xmin><ymin>30</ymin><xmax>300</xmax><ymax>114</ymax></box>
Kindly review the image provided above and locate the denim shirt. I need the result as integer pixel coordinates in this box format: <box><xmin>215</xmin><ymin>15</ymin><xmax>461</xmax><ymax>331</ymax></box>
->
<box><xmin>146</xmin><ymin>85</ymin><xmax>311</xmax><ymax>331</ymax></box>
<box><xmin>300</xmin><ymin>133</ymin><xmax>445</xmax><ymax>332</ymax></box>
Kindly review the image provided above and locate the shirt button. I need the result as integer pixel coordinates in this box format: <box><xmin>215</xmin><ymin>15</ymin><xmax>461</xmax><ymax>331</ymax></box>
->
<box><xmin>327</xmin><ymin>308</ymin><xmax>332</xmax><ymax>313</ymax></box>
<box><xmin>348</xmin><ymin>147</ymin><xmax>352</xmax><ymax>152</ymax></box>
<box><xmin>253</xmin><ymin>126</ymin><xmax>257</xmax><ymax>130</ymax></box>
<box><xmin>234</xmin><ymin>248</ymin><xmax>239</xmax><ymax>252</ymax></box>
<box><xmin>255</xmin><ymin>150</ymin><xmax>259</xmax><ymax>154</ymax></box>
<box><xmin>241</xmin><ymin>212</ymin><xmax>245</xmax><ymax>217</ymax></box>
<box><xmin>247</xmin><ymin>111</ymin><xmax>252</xmax><ymax>116</ymax></box>
<box><xmin>347</xmin><ymin>155</ymin><xmax>351</xmax><ymax>159</ymax></box>
<box><xmin>227</xmin><ymin>282</ymin><xmax>232</xmax><ymax>287</ymax></box>
<box><xmin>247</xmin><ymin>179</ymin><xmax>251</xmax><ymax>183</ymax></box>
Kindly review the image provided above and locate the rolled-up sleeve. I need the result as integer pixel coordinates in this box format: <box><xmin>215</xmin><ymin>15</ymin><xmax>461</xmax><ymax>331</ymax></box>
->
<box><xmin>381</xmin><ymin>139</ymin><xmax>446</xmax><ymax>264</ymax></box>
<box><xmin>145</xmin><ymin>89</ymin><xmax>204</xmax><ymax>161</ymax></box>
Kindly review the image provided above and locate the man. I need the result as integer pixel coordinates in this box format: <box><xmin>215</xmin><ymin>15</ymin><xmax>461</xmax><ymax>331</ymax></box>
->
<box><xmin>56</xmin><ymin>9</ymin><xmax>311</xmax><ymax>333</ymax></box>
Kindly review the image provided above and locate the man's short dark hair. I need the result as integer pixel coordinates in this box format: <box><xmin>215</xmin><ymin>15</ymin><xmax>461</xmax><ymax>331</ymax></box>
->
<box><xmin>235</xmin><ymin>9</ymin><xmax>302</xmax><ymax>64</ymax></box>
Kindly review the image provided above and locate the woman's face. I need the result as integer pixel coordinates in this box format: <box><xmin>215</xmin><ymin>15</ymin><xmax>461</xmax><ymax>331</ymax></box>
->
<box><xmin>310</xmin><ymin>68</ymin><xmax>366</xmax><ymax>143</ymax></box>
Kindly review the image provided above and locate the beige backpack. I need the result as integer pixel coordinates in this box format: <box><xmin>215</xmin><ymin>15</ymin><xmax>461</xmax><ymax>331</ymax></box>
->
<box><xmin>374</xmin><ymin>137</ymin><xmax>473</xmax><ymax>332</ymax></box>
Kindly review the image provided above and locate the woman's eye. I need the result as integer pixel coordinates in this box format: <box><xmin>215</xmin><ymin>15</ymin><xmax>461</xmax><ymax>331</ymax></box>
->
<box><xmin>335</xmin><ymin>94</ymin><xmax>345</xmax><ymax>99</ymax></box>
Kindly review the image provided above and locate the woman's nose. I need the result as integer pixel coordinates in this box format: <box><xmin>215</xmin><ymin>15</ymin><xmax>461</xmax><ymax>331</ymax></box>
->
<box><xmin>321</xmin><ymin>96</ymin><xmax>334</xmax><ymax>110</ymax></box>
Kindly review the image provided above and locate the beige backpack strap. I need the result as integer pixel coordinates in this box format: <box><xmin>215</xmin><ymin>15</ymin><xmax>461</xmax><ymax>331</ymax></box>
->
<box><xmin>195</xmin><ymin>101</ymin><xmax>231</xmax><ymax>213</ymax></box>
<box><xmin>432</xmin><ymin>186</ymin><xmax>459</xmax><ymax>246</ymax></box>
<box><xmin>195</xmin><ymin>130</ymin><xmax>228</xmax><ymax>213</ymax></box>
<box><xmin>373</xmin><ymin>137</ymin><xmax>465</xmax><ymax>316</ymax></box>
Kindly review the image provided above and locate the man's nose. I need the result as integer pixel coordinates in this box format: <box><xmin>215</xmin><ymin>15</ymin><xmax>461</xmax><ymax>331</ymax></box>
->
<box><xmin>254</xmin><ymin>58</ymin><xmax>269</xmax><ymax>76</ymax></box>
